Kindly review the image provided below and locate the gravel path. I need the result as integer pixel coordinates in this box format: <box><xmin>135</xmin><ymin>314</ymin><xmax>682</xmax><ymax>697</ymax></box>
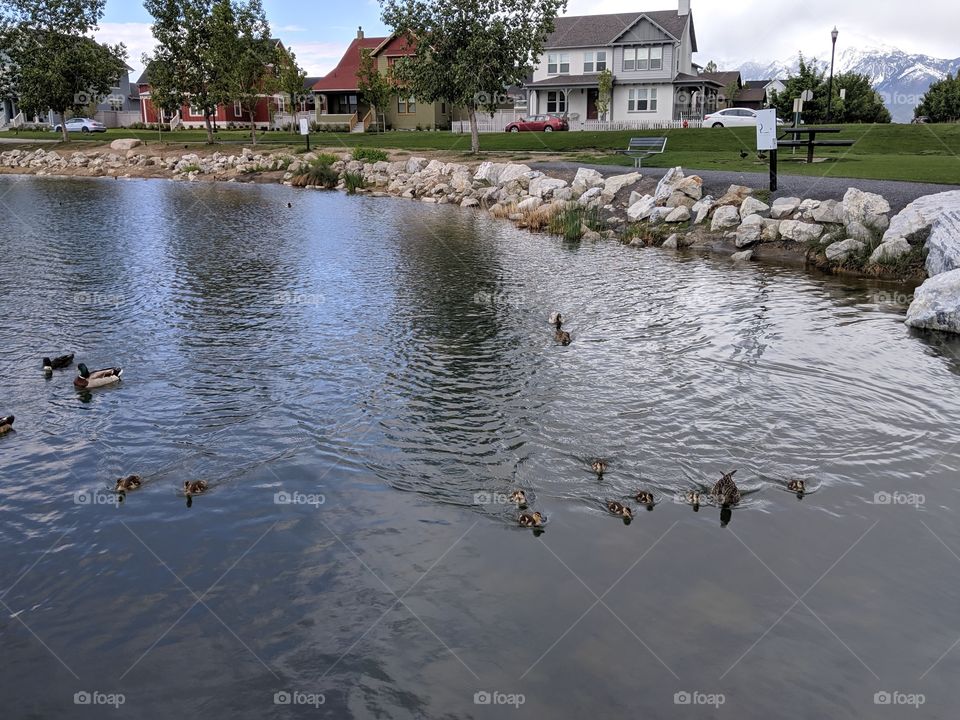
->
<box><xmin>530</xmin><ymin>161</ymin><xmax>958</xmax><ymax>214</ymax></box>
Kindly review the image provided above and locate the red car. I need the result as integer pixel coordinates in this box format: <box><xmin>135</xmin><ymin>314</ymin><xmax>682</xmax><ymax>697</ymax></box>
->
<box><xmin>505</xmin><ymin>114</ymin><xmax>569</xmax><ymax>133</ymax></box>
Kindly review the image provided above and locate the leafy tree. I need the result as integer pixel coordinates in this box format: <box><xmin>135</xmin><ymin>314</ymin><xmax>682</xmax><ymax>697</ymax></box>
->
<box><xmin>144</xmin><ymin>0</ymin><xmax>227</xmax><ymax>144</ymax></box>
<box><xmin>276</xmin><ymin>44</ymin><xmax>307</xmax><ymax>129</ymax></box>
<box><xmin>356</xmin><ymin>48</ymin><xmax>392</xmax><ymax>132</ymax></box>
<box><xmin>703</xmin><ymin>60</ymin><xmax>718</xmax><ymax>73</ymax></box>
<box><xmin>915</xmin><ymin>74</ymin><xmax>960</xmax><ymax>123</ymax></box>
<box><xmin>1</xmin><ymin>0</ymin><xmax>126</xmax><ymax>140</ymax></box>
<box><xmin>210</xmin><ymin>0</ymin><xmax>275</xmax><ymax>144</ymax></box>
<box><xmin>380</xmin><ymin>0</ymin><xmax>566</xmax><ymax>153</ymax></box>
<box><xmin>832</xmin><ymin>71</ymin><xmax>891</xmax><ymax>123</ymax></box>
<box><xmin>769</xmin><ymin>54</ymin><xmax>827</xmax><ymax>123</ymax></box>
<box><xmin>595</xmin><ymin>68</ymin><xmax>612</xmax><ymax>122</ymax></box>
<box><xmin>721</xmin><ymin>79</ymin><xmax>739</xmax><ymax>108</ymax></box>
<box><xmin>769</xmin><ymin>55</ymin><xmax>891</xmax><ymax>124</ymax></box>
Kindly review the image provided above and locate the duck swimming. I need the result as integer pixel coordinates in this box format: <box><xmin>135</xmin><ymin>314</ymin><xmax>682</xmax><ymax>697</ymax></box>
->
<box><xmin>607</xmin><ymin>501</ymin><xmax>633</xmax><ymax>520</ymax></box>
<box><xmin>555</xmin><ymin>328</ymin><xmax>571</xmax><ymax>346</ymax></box>
<box><xmin>787</xmin><ymin>479</ymin><xmax>806</xmax><ymax>494</ymax></box>
<box><xmin>711</xmin><ymin>470</ymin><xmax>741</xmax><ymax>507</ymax></box>
<box><xmin>550</xmin><ymin>312</ymin><xmax>563</xmax><ymax>328</ymax></box>
<box><xmin>518</xmin><ymin>511</ymin><xmax>544</xmax><ymax>527</ymax></box>
<box><xmin>184</xmin><ymin>480</ymin><xmax>208</xmax><ymax>496</ymax></box>
<box><xmin>635</xmin><ymin>490</ymin><xmax>655</xmax><ymax>507</ymax></box>
<box><xmin>115</xmin><ymin>475</ymin><xmax>142</xmax><ymax>492</ymax></box>
<box><xmin>509</xmin><ymin>490</ymin><xmax>527</xmax><ymax>507</ymax></box>
<box><xmin>592</xmin><ymin>460</ymin><xmax>607</xmax><ymax>478</ymax></box>
<box><xmin>685</xmin><ymin>490</ymin><xmax>701</xmax><ymax>510</ymax></box>
<box><xmin>0</xmin><ymin>415</ymin><xmax>14</xmax><ymax>435</ymax></box>
<box><xmin>43</xmin><ymin>354</ymin><xmax>74</xmax><ymax>373</ymax></box>
<box><xmin>74</xmin><ymin>363</ymin><xmax>122</xmax><ymax>389</ymax></box>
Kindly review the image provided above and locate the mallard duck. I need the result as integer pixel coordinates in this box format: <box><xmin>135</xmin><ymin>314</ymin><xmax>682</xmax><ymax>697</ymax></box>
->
<box><xmin>43</xmin><ymin>354</ymin><xmax>74</xmax><ymax>373</ymax></box>
<box><xmin>555</xmin><ymin>329</ymin><xmax>571</xmax><ymax>345</ymax></box>
<box><xmin>74</xmin><ymin>363</ymin><xmax>122</xmax><ymax>389</ymax></box>
<box><xmin>787</xmin><ymin>479</ymin><xmax>806</xmax><ymax>494</ymax></box>
<box><xmin>0</xmin><ymin>415</ymin><xmax>14</xmax><ymax>435</ymax></box>
<box><xmin>518</xmin><ymin>511</ymin><xmax>544</xmax><ymax>527</ymax></box>
<box><xmin>607</xmin><ymin>501</ymin><xmax>633</xmax><ymax>519</ymax></box>
<box><xmin>685</xmin><ymin>490</ymin><xmax>701</xmax><ymax>509</ymax></box>
<box><xmin>115</xmin><ymin>475</ymin><xmax>142</xmax><ymax>492</ymax></box>
<box><xmin>635</xmin><ymin>490</ymin><xmax>655</xmax><ymax>506</ymax></box>
<box><xmin>549</xmin><ymin>312</ymin><xmax>563</xmax><ymax>328</ymax></box>
<box><xmin>592</xmin><ymin>460</ymin><xmax>607</xmax><ymax>477</ymax></box>
<box><xmin>509</xmin><ymin>489</ymin><xmax>527</xmax><ymax>506</ymax></box>
<box><xmin>184</xmin><ymin>480</ymin><xmax>208</xmax><ymax>496</ymax></box>
<box><xmin>712</xmin><ymin>470</ymin><xmax>741</xmax><ymax>507</ymax></box>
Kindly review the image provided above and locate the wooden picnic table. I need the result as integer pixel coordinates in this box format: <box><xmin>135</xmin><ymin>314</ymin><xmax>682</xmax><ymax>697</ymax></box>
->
<box><xmin>777</xmin><ymin>126</ymin><xmax>854</xmax><ymax>164</ymax></box>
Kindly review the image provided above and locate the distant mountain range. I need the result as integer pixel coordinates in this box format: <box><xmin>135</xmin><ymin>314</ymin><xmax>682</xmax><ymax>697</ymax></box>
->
<box><xmin>733</xmin><ymin>47</ymin><xmax>960</xmax><ymax>123</ymax></box>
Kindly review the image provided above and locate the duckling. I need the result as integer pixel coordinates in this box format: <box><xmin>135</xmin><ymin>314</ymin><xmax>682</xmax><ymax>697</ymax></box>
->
<box><xmin>607</xmin><ymin>501</ymin><xmax>633</xmax><ymax>520</ymax></box>
<box><xmin>712</xmin><ymin>470</ymin><xmax>741</xmax><ymax>507</ymax></box>
<box><xmin>43</xmin><ymin>354</ymin><xmax>74</xmax><ymax>373</ymax></box>
<box><xmin>555</xmin><ymin>329</ymin><xmax>571</xmax><ymax>346</ymax></box>
<box><xmin>509</xmin><ymin>489</ymin><xmax>527</xmax><ymax>507</ymax></box>
<box><xmin>518</xmin><ymin>511</ymin><xmax>544</xmax><ymax>528</ymax></box>
<box><xmin>787</xmin><ymin>479</ymin><xmax>806</xmax><ymax>495</ymax></box>
<box><xmin>592</xmin><ymin>460</ymin><xmax>607</xmax><ymax>478</ymax></box>
<box><xmin>635</xmin><ymin>490</ymin><xmax>655</xmax><ymax>507</ymax></box>
<box><xmin>115</xmin><ymin>475</ymin><xmax>142</xmax><ymax>492</ymax></box>
<box><xmin>73</xmin><ymin>363</ymin><xmax>122</xmax><ymax>389</ymax></box>
<box><xmin>549</xmin><ymin>312</ymin><xmax>563</xmax><ymax>328</ymax></box>
<box><xmin>286</xmin><ymin>202</ymin><xmax>292</xmax><ymax>208</ymax></box>
<box><xmin>685</xmin><ymin>490</ymin><xmax>701</xmax><ymax>510</ymax></box>
<box><xmin>184</xmin><ymin>480</ymin><xmax>208</xmax><ymax>496</ymax></box>
<box><xmin>0</xmin><ymin>415</ymin><xmax>14</xmax><ymax>435</ymax></box>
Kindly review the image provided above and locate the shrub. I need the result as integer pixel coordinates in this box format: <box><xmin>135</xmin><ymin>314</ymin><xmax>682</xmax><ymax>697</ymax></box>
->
<box><xmin>351</xmin><ymin>147</ymin><xmax>389</xmax><ymax>163</ymax></box>
<box><xmin>313</xmin><ymin>153</ymin><xmax>338</xmax><ymax>166</ymax></box>
<box><xmin>291</xmin><ymin>156</ymin><xmax>339</xmax><ymax>189</ymax></box>
<box><xmin>343</xmin><ymin>171</ymin><xmax>366</xmax><ymax>194</ymax></box>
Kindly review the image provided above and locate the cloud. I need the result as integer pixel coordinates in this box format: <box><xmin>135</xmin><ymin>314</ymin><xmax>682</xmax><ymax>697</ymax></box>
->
<box><xmin>94</xmin><ymin>22</ymin><xmax>156</xmax><ymax>77</ymax></box>
<box><xmin>282</xmin><ymin>41</ymin><xmax>350</xmax><ymax>77</ymax></box>
<box><xmin>277</xmin><ymin>25</ymin><xmax>307</xmax><ymax>33</ymax></box>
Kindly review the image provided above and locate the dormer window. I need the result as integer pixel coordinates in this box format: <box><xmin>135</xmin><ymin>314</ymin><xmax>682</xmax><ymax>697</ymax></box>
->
<box><xmin>623</xmin><ymin>45</ymin><xmax>664</xmax><ymax>72</ymax></box>
<box><xmin>583</xmin><ymin>51</ymin><xmax>607</xmax><ymax>73</ymax></box>
<box><xmin>547</xmin><ymin>53</ymin><xmax>570</xmax><ymax>75</ymax></box>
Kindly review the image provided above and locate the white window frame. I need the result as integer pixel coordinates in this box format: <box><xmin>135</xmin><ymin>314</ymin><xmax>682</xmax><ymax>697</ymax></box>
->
<box><xmin>583</xmin><ymin>51</ymin><xmax>607</xmax><ymax>74</ymax></box>
<box><xmin>649</xmin><ymin>46</ymin><xmax>663</xmax><ymax>71</ymax></box>
<box><xmin>627</xmin><ymin>88</ymin><xmax>658</xmax><ymax>113</ymax></box>
<box><xmin>276</xmin><ymin>96</ymin><xmax>285</xmax><ymax>114</ymax></box>
<box><xmin>547</xmin><ymin>53</ymin><xmax>570</xmax><ymax>75</ymax></box>
<box><xmin>546</xmin><ymin>91</ymin><xmax>566</xmax><ymax>114</ymax></box>
<box><xmin>189</xmin><ymin>104</ymin><xmax>205</xmax><ymax>118</ymax></box>
<box><xmin>234</xmin><ymin>101</ymin><xmax>242</xmax><ymax>117</ymax></box>
<box><xmin>398</xmin><ymin>96</ymin><xmax>416</xmax><ymax>114</ymax></box>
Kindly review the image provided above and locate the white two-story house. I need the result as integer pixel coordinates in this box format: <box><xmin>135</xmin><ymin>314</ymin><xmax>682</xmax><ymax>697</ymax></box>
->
<box><xmin>527</xmin><ymin>0</ymin><xmax>723</xmax><ymax>128</ymax></box>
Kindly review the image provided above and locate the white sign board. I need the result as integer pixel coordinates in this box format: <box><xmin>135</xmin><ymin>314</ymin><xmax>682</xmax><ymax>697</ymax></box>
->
<box><xmin>299</xmin><ymin>118</ymin><xmax>310</xmax><ymax>136</ymax></box>
<box><xmin>801</xmin><ymin>89</ymin><xmax>814</xmax><ymax>102</ymax></box>
<box><xmin>756</xmin><ymin>109</ymin><xmax>778</xmax><ymax>151</ymax></box>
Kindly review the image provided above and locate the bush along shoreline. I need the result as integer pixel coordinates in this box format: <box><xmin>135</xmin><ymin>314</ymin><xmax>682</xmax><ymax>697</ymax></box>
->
<box><xmin>3</xmin><ymin>140</ymin><xmax>960</xmax><ymax>333</ymax></box>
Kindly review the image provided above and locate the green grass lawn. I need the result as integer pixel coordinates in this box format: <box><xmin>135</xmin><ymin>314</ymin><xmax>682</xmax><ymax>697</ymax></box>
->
<box><xmin>4</xmin><ymin>123</ymin><xmax>959</xmax><ymax>184</ymax></box>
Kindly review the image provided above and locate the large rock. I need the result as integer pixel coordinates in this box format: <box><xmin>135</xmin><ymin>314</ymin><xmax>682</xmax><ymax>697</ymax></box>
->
<box><xmin>770</xmin><ymin>197</ymin><xmax>801</xmax><ymax>219</ymax></box>
<box><xmin>654</xmin><ymin>166</ymin><xmax>685</xmax><ymax>205</ymax></box>
<box><xmin>846</xmin><ymin>221</ymin><xmax>876</xmax><ymax>243</ymax></box>
<box><xmin>692</xmin><ymin>196</ymin><xmax>715</xmax><ymax>224</ymax></box>
<box><xmin>711</xmin><ymin>205</ymin><xmax>741</xmax><ymax>231</ymax></box>
<box><xmin>905</xmin><ymin>269</ymin><xmax>960</xmax><ymax>334</ymax></box>
<box><xmin>870</xmin><ymin>237</ymin><xmax>912</xmax><ymax>264</ymax></box>
<box><xmin>780</xmin><ymin>220</ymin><xmax>825</xmax><ymax>243</ymax></box>
<box><xmin>572</xmin><ymin>167</ymin><xmax>605</xmax><ymax>194</ymax></box>
<box><xmin>603</xmin><ymin>172</ymin><xmax>641</xmax><ymax>197</ymax></box>
<box><xmin>760</xmin><ymin>219</ymin><xmax>782</xmax><ymax>243</ymax></box>
<box><xmin>529</xmin><ymin>176</ymin><xmax>568</xmax><ymax>198</ymax></box>
<box><xmin>406</xmin><ymin>157</ymin><xmax>428</xmax><ymax>174</ymax></box>
<box><xmin>740</xmin><ymin>197</ymin><xmax>770</xmax><ymax>218</ymax></box>
<box><xmin>578</xmin><ymin>187</ymin><xmax>603</xmax><ymax>206</ymax></box>
<box><xmin>716</xmin><ymin>184</ymin><xmax>753</xmax><ymax>207</ymax></box>
<box><xmin>664</xmin><ymin>206</ymin><xmax>691</xmax><ymax>223</ymax></box>
<box><xmin>884</xmin><ymin>190</ymin><xmax>960</xmax><ymax>245</ymax></box>
<box><xmin>473</xmin><ymin>161</ymin><xmax>506</xmax><ymax>184</ymax></box>
<box><xmin>925</xmin><ymin>211</ymin><xmax>960</xmax><ymax>277</ymax></box>
<box><xmin>424</xmin><ymin>159</ymin><xmax>446</xmax><ymax>174</ymax></box>
<box><xmin>843</xmin><ymin>188</ymin><xmax>891</xmax><ymax>232</ymax></box>
<box><xmin>811</xmin><ymin>199</ymin><xmax>844</xmax><ymax>224</ymax></box>
<box><xmin>735</xmin><ymin>222</ymin><xmax>762</xmax><ymax>248</ymax></box>
<box><xmin>824</xmin><ymin>239</ymin><xmax>865</xmax><ymax>261</ymax></box>
<box><xmin>627</xmin><ymin>194</ymin><xmax>656</xmax><ymax>222</ymax></box>
<box><xmin>731</xmin><ymin>249</ymin><xmax>754</xmax><ymax>262</ymax></box>
<box><xmin>517</xmin><ymin>196</ymin><xmax>541</xmax><ymax>212</ymax></box>
<box><xmin>666</xmin><ymin>191</ymin><xmax>697</xmax><ymax>209</ymax></box>
<box><xmin>110</xmin><ymin>138</ymin><xmax>142</xmax><ymax>152</ymax></box>
<box><xmin>497</xmin><ymin>163</ymin><xmax>533</xmax><ymax>185</ymax></box>
<box><xmin>662</xmin><ymin>234</ymin><xmax>680</xmax><ymax>250</ymax></box>
<box><xmin>675</xmin><ymin>175</ymin><xmax>703</xmax><ymax>200</ymax></box>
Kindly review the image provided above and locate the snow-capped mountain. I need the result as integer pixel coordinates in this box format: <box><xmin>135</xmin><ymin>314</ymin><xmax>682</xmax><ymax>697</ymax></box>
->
<box><xmin>734</xmin><ymin>47</ymin><xmax>960</xmax><ymax>123</ymax></box>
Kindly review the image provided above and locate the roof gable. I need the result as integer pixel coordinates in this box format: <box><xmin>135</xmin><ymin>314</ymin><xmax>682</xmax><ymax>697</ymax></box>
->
<box><xmin>546</xmin><ymin>10</ymin><xmax>688</xmax><ymax>49</ymax></box>
<box><xmin>312</xmin><ymin>36</ymin><xmax>386</xmax><ymax>92</ymax></box>
<box><xmin>613</xmin><ymin>15</ymin><xmax>675</xmax><ymax>44</ymax></box>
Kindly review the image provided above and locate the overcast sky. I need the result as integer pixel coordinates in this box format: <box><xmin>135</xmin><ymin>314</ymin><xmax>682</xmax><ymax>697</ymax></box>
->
<box><xmin>98</xmin><ymin>0</ymin><xmax>959</xmax><ymax>78</ymax></box>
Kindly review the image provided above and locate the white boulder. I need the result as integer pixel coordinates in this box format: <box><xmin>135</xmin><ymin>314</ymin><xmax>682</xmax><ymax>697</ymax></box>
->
<box><xmin>692</xmin><ymin>196</ymin><xmax>715</xmax><ymax>225</ymax></box>
<box><xmin>731</xmin><ymin>249</ymin><xmax>754</xmax><ymax>262</ymax></box>
<box><xmin>572</xmin><ymin>167</ymin><xmax>605</xmax><ymax>194</ymax></box>
<box><xmin>884</xmin><ymin>190</ymin><xmax>960</xmax><ymax>245</ymax></box>
<box><xmin>843</xmin><ymin>188</ymin><xmax>891</xmax><ymax>232</ymax></box>
<box><xmin>603</xmin><ymin>172</ymin><xmax>641</xmax><ymax>197</ymax></box>
<box><xmin>474</xmin><ymin>161</ymin><xmax>506</xmax><ymax>184</ymax></box>
<box><xmin>811</xmin><ymin>199</ymin><xmax>844</xmax><ymax>224</ymax></box>
<box><xmin>497</xmin><ymin>164</ymin><xmax>533</xmax><ymax>185</ymax></box>
<box><xmin>906</xmin><ymin>269</ymin><xmax>960</xmax><ymax>334</ymax></box>
<box><xmin>654</xmin><ymin>166</ymin><xmax>685</xmax><ymax>205</ymax></box>
<box><xmin>627</xmin><ymin>195</ymin><xmax>657</xmax><ymax>222</ymax></box>
<box><xmin>529</xmin><ymin>176</ymin><xmax>568</xmax><ymax>198</ymax></box>
<box><xmin>824</xmin><ymin>239</ymin><xmax>865</xmax><ymax>261</ymax></box>
<box><xmin>925</xmin><ymin>211</ymin><xmax>960</xmax><ymax>277</ymax></box>
<box><xmin>740</xmin><ymin>197</ymin><xmax>770</xmax><ymax>218</ymax></box>
<box><xmin>780</xmin><ymin>220</ymin><xmax>824</xmax><ymax>243</ymax></box>
<box><xmin>665</xmin><ymin>206</ymin><xmax>691</xmax><ymax>223</ymax></box>
<box><xmin>870</xmin><ymin>238</ymin><xmax>912</xmax><ymax>264</ymax></box>
<box><xmin>770</xmin><ymin>197</ymin><xmax>801</xmax><ymax>219</ymax></box>
<box><xmin>711</xmin><ymin>205</ymin><xmax>741</xmax><ymax>232</ymax></box>
<box><xmin>110</xmin><ymin>138</ymin><xmax>142</xmax><ymax>152</ymax></box>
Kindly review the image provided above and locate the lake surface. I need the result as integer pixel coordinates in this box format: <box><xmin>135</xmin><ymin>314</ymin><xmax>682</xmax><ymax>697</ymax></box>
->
<box><xmin>2</xmin><ymin>175</ymin><xmax>960</xmax><ymax>719</ymax></box>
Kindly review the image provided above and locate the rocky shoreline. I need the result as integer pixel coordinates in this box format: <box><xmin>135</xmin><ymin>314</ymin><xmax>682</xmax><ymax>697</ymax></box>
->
<box><xmin>4</xmin><ymin>140</ymin><xmax>960</xmax><ymax>333</ymax></box>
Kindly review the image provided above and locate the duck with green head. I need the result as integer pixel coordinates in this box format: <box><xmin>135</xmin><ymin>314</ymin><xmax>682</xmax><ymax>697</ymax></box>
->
<box><xmin>74</xmin><ymin>363</ymin><xmax>122</xmax><ymax>389</ymax></box>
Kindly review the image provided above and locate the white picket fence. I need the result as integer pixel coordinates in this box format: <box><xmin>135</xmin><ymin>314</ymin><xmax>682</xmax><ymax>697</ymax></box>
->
<box><xmin>453</xmin><ymin>115</ymin><xmax>704</xmax><ymax>133</ymax></box>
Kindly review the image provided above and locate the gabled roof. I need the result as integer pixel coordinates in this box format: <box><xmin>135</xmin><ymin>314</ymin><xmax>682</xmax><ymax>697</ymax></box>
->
<box><xmin>702</xmin><ymin>71</ymin><xmax>741</xmax><ymax>88</ymax></box>
<box><xmin>546</xmin><ymin>11</ymin><xmax>691</xmax><ymax>50</ymax></box>
<box><xmin>737</xmin><ymin>87</ymin><xmax>767</xmax><ymax>103</ymax></box>
<box><xmin>312</xmin><ymin>36</ymin><xmax>386</xmax><ymax>93</ymax></box>
<box><xmin>744</xmin><ymin>79</ymin><xmax>772</xmax><ymax>89</ymax></box>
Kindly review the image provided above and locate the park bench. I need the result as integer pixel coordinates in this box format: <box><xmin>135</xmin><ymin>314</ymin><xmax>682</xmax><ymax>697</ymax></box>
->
<box><xmin>777</xmin><ymin>127</ymin><xmax>855</xmax><ymax>164</ymax></box>
<box><xmin>618</xmin><ymin>137</ymin><xmax>668</xmax><ymax>168</ymax></box>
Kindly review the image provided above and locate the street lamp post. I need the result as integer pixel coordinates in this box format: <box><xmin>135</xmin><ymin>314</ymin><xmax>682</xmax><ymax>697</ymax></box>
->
<box><xmin>827</xmin><ymin>26</ymin><xmax>839</xmax><ymax>123</ymax></box>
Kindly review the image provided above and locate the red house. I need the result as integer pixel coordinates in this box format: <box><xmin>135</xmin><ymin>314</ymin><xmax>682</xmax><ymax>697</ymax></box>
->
<box><xmin>312</xmin><ymin>28</ymin><xmax>386</xmax><ymax>131</ymax></box>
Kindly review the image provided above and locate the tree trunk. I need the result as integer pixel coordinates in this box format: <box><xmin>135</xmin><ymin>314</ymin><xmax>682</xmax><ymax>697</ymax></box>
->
<box><xmin>60</xmin><ymin>111</ymin><xmax>69</xmax><ymax>142</ymax></box>
<box><xmin>204</xmin><ymin>111</ymin><xmax>214</xmax><ymax>144</ymax></box>
<box><xmin>249</xmin><ymin>110</ymin><xmax>257</xmax><ymax>146</ymax></box>
<box><xmin>468</xmin><ymin>107</ymin><xmax>480</xmax><ymax>154</ymax></box>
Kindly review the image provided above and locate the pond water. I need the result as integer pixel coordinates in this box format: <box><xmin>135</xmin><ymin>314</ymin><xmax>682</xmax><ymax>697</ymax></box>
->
<box><xmin>2</xmin><ymin>175</ymin><xmax>960</xmax><ymax>719</ymax></box>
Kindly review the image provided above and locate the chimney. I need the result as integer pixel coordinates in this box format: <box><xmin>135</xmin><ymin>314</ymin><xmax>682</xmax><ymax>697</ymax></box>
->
<box><xmin>679</xmin><ymin>0</ymin><xmax>690</xmax><ymax>15</ymax></box>
<box><xmin>357</xmin><ymin>26</ymin><xmax>364</xmax><ymax>40</ymax></box>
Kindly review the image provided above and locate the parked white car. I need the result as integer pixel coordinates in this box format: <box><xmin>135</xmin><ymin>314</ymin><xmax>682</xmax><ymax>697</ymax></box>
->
<box><xmin>704</xmin><ymin>108</ymin><xmax>784</xmax><ymax>128</ymax></box>
<box><xmin>52</xmin><ymin>117</ymin><xmax>107</xmax><ymax>133</ymax></box>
